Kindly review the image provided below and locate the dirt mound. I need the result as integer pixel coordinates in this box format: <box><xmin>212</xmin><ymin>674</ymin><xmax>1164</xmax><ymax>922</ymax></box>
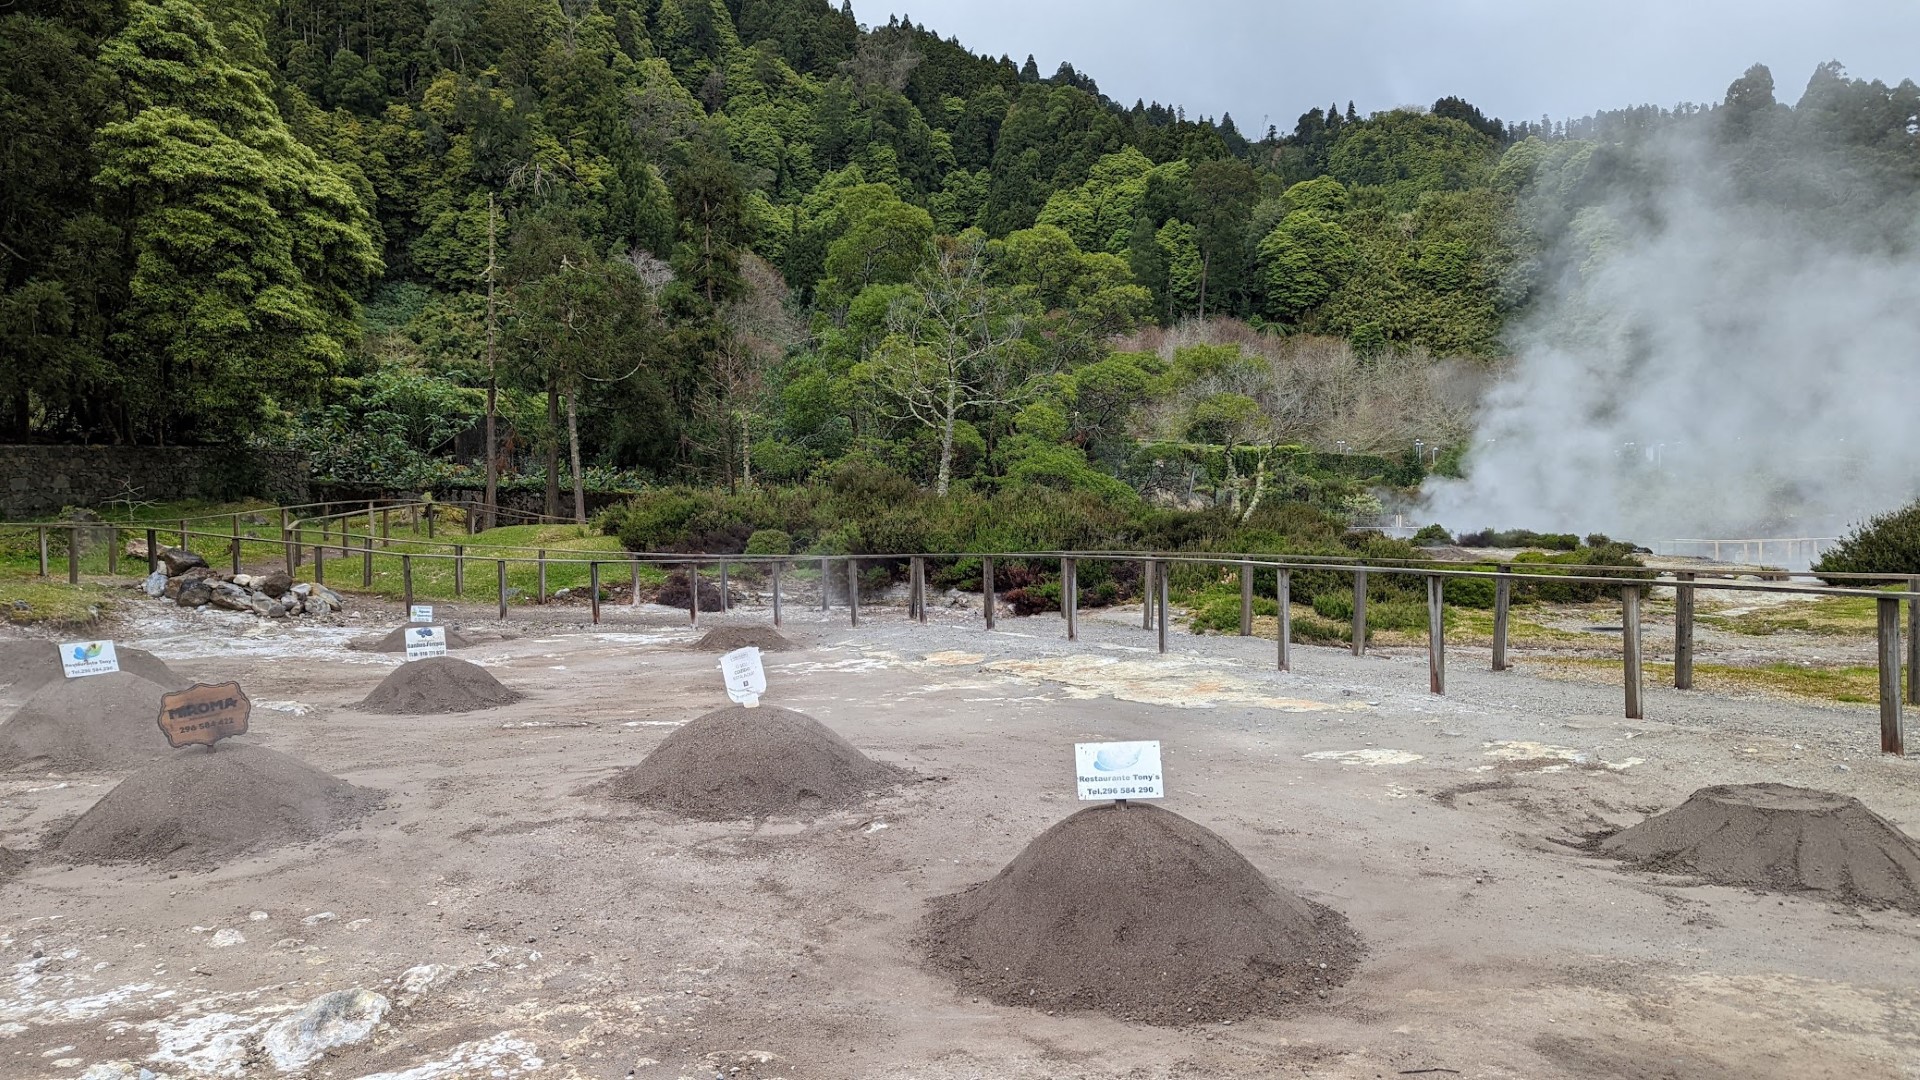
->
<box><xmin>607</xmin><ymin>705</ymin><xmax>904</xmax><ymax>819</ymax></box>
<box><xmin>0</xmin><ymin>670</ymin><xmax>180</xmax><ymax>771</ymax></box>
<box><xmin>351</xmin><ymin>625</ymin><xmax>476</xmax><ymax>653</ymax></box>
<box><xmin>921</xmin><ymin>803</ymin><xmax>1361</xmax><ymax>1025</ymax></box>
<box><xmin>54</xmin><ymin>744</ymin><xmax>380</xmax><ymax>868</ymax></box>
<box><xmin>656</xmin><ymin>570</ymin><xmax>727</xmax><ymax>612</ymax></box>
<box><xmin>358</xmin><ymin>657</ymin><xmax>521</xmax><ymax>715</ymax></box>
<box><xmin>691</xmin><ymin>627</ymin><xmax>794</xmax><ymax>652</ymax></box>
<box><xmin>0</xmin><ymin>640</ymin><xmax>187</xmax><ymax>698</ymax></box>
<box><xmin>1599</xmin><ymin>783</ymin><xmax>1920</xmax><ymax>911</ymax></box>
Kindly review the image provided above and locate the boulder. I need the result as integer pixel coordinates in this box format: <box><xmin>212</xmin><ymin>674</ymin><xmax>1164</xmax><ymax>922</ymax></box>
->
<box><xmin>142</xmin><ymin>570</ymin><xmax>169</xmax><ymax>598</ymax></box>
<box><xmin>290</xmin><ymin>583</ymin><xmax>312</xmax><ymax>598</ymax></box>
<box><xmin>175</xmin><ymin>581</ymin><xmax>213</xmax><ymax>608</ymax></box>
<box><xmin>123</xmin><ymin>537</ymin><xmax>151</xmax><ymax>560</ymax></box>
<box><xmin>262</xmin><ymin>988</ymin><xmax>390</xmax><ymax>1072</ymax></box>
<box><xmin>158</xmin><ymin>548</ymin><xmax>208</xmax><ymax>576</ymax></box>
<box><xmin>302</xmin><ymin>596</ymin><xmax>330</xmax><ymax>617</ymax></box>
<box><xmin>255</xmin><ymin>570</ymin><xmax>293</xmax><ymax>598</ymax></box>
<box><xmin>312</xmin><ymin>585</ymin><xmax>345</xmax><ymax>611</ymax></box>
<box><xmin>232</xmin><ymin>574</ymin><xmax>254</xmax><ymax>588</ymax></box>
<box><xmin>207</xmin><ymin>582</ymin><xmax>253</xmax><ymax>612</ymax></box>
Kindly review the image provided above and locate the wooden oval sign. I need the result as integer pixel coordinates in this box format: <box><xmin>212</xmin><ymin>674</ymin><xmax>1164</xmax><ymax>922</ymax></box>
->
<box><xmin>158</xmin><ymin>682</ymin><xmax>251</xmax><ymax>749</ymax></box>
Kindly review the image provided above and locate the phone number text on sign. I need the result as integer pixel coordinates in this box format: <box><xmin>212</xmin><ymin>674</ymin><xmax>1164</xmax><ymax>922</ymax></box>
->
<box><xmin>1074</xmin><ymin>740</ymin><xmax>1164</xmax><ymax>801</ymax></box>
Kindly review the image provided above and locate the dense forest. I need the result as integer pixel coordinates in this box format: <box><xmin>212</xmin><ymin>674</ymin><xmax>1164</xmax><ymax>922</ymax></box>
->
<box><xmin>5</xmin><ymin>0</ymin><xmax>1919</xmax><ymax>527</ymax></box>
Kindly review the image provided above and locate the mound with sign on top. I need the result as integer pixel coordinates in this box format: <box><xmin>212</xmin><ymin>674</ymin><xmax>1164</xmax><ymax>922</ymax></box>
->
<box><xmin>921</xmin><ymin>801</ymin><xmax>1360</xmax><ymax>1025</ymax></box>
<box><xmin>359</xmin><ymin>656</ymin><xmax>521</xmax><ymax>715</ymax></box>
<box><xmin>607</xmin><ymin>704</ymin><xmax>907</xmax><ymax>820</ymax></box>
<box><xmin>352</xmin><ymin>624</ymin><xmax>476</xmax><ymax>653</ymax></box>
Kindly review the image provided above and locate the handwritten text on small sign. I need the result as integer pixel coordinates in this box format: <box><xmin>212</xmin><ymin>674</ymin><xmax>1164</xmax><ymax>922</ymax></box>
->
<box><xmin>59</xmin><ymin>640</ymin><xmax>120</xmax><ymax>679</ymax></box>
<box><xmin>405</xmin><ymin>626</ymin><xmax>448</xmax><ymax>661</ymax></box>
<box><xmin>720</xmin><ymin>647</ymin><xmax>767</xmax><ymax>708</ymax></box>
<box><xmin>158</xmin><ymin>682</ymin><xmax>251</xmax><ymax>749</ymax></box>
<box><xmin>1074</xmin><ymin>741</ymin><xmax>1164</xmax><ymax>801</ymax></box>
<box><xmin>409</xmin><ymin>604</ymin><xmax>433</xmax><ymax>623</ymax></box>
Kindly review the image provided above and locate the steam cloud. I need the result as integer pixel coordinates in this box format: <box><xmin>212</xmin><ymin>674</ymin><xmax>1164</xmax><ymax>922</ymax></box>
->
<box><xmin>1421</xmin><ymin>126</ymin><xmax>1920</xmax><ymax>553</ymax></box>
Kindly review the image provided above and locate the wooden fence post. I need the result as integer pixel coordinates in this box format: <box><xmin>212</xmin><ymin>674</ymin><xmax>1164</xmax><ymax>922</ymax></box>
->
<box><xmin>772</xmin><ymin>562</ymin><xmax>783</xmax><ymax>627</ymax></box>
<box><xmin>1493</xmin><ymin>565</ymin><xmax>1511</xmax><ymax>672</ymax></box>
<box><xmin>426</xmin><ymin>505</ymin><xmax>435</xmax><ymax>540</ymax></box>
<box><xmin>1623</xmin><ymin>587</ymin><xmax>1644</xmax><ymax>720</ymax></box>
<box><xmin>1879</xmin><ymin>596</ymin><xmax>1906</xmax><ymax>755</ymax></box>
<box><xmin>590</xmin><ymin>563</ymin><xmax>600</xmax><ymax>625</ymax></box>
<box><xmin>536</xmin><ymin>549</ymin><xmax>547</xmax><ymax>603</ymax></box>
<box><xmin>453</xmin><ymin>544</ymin><xmax>464</xmax><ymax>597</ymax></box>
<box><xmin>146</xmin><ymin>529</ymin><xmax>158</xmax><ymax>575</ymax></box>
<box><xmin>230</xmin><ymin>534</ymin><xmax>241</xmax><ymax>576</ymax></box>
<box><xmin>497</xmin><ymin>560</ymin><xmax>508</xmax><ymax>620</ymax></box>
<box><xmin>820</xmin><ymin>556</ymin><xmax>830</xmax><ymax>611</ymax></box>
<box><xmin>37</xmin><ymin>527</ymin><xmax>47</xmax><ymax>577</ymax></box>
<box><xmin>1065</xmin><ymin>557</ymin><xmax>1079</xmax><ymax>642</ymax></box>
<box><xmin>1142</xmin><ymin>559</ymin><xmax>1155</xmax><ymax>630</ymax></box>
<box><xmin>1277</xmin><ymin>568</ymin><xmax>1292</xmax><ymax>672</ymax></box>
<box><xmin>1157</xmin><ymin>559</ymin><xmax>1170</xmax><ymax>654</ymax></box>
<box><xmin>362</xmin><ymin>536</ymin><xmax>373</xmax><ymax>588</ymax></box>
<box><xmin>1427</xmin><ymin>575</ymin><xmax>1445</xmax><ymax>696</ymax></box>
<box><xmin>847</xmin><ymin>558</ymin><xmax>859</xmax><ymax>627</ymax></box>
<box><xmin>1239</xmin><ymin>561</ymin><xmax>1254</xmax><ymax>636</ymax></box>
<box><xmin>982</xmin><ymin>557</ymin><xmax>995</xmax><ymax>630</ymax></box>
<box><xmin>630</xmin><ymin>558</ymin><xmax>639</xmax><ymax>608</ymax></box>
<box><xmin>315</xmin><ymin>543</ymin><xmax>325</xmax><ymax>585</ymax></box>
<box><xmin>1351</xmin><ymin>570</ymin><xmax>1368</xmax><ymax>657</ymax></box>
<box><xmin>401</xmin><ymin>555</ymin><xmax>413</xmax><ymax>613</ymax></box>
<box><xmin>1674</xmin><ymin>572</ymin><xmax>1696</xmax><ymax>690</ymax></box>
<box><xmin>718</xmin><ymin>562</ymin><xmax>730</xmax><ymax>612</ymax></box>
<box><xmin>689</xmin><ymin>562</ymin><xmax>699</xmax><ymax>626</ymax></box>
<box><xmin>1908</xmin><ymin>578</ymin><xmax>1919</xmax><ymax>708</ymax></box>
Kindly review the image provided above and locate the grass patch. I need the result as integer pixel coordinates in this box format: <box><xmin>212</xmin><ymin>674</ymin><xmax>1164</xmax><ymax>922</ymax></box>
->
<box><xmin>1536</xmin><ymin>657</ymin><xmax>1892</xmax><ymax>705</ymax></box>
<box><xmin>0</xmin><ymin>573</ymin><xmax>116</xmax><ymax>628</ymax></box>
<box><xmin>1697</xmin><ymin>592</ymin><xmax>1889</xmax><ymax>637</ymax></box>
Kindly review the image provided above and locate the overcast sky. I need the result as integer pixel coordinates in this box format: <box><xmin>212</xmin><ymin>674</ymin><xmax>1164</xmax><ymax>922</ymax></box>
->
<box><xmin>854</xmin><ymin>0</ymin><xmax>1920</xmax><ymax>130</ymax></box>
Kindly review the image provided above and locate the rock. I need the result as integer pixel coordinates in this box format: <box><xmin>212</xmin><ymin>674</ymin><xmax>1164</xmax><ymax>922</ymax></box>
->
<box><xmin>255</xmin><ymin>570</ymin><xmax>294</xmax><ymax>598</ymax></box>
<box><xmin>232</xmin><ymin>574</ymin><xmax>254</xmax><ymax>588</ymax></box>
<box><xmin>142</xmin><ymin>571</ymin><xmax>169</xmax><ymax>598</ymax></box>
<box><xmin>249</xmin><ymin>595</ymin><xmax>277</xmax><ymax>618</ymax></box>
<box><xmin>158</xmin><ymin>548</ymin><xmax>208</xmax><ymax>576</ymax></box>
<box><xmin>209</xmin><ymin>928</ymin><xmax>245</xmax><ymax>948</ymax></box>
<box><xmin>291</xmin><ymin>583</ymin><xmax>311</xmax><ymax>598</ymax></box>
<box><xmin>266</xmin><ymin>602</ymin><xmax>289</xmax><ymax>619</ymax></box>
<box><xmin>79</xmin><ymin>1062</ymin><xmax>161</xmax><ymax>1080</ymax></box>
<box><xmin>261</xmin><ymin>988</ymin><xmax>390</xmax><ymax>1072</ymax></box>
<box><xmin>249</xmin><ymin>910</ymin><xmax>270</xmax><ymax>921</ymax></box>
<box><xmin>312</xmin><ymin>585</ymin><xmax>345</xmax><ymax>611</ymax></box>
<box><xmin>207</xmin><ymin>582</ymin><xmax>252</xmax><ymax>612</ymax></box>
<box><xmin>394</xmin><ymin>963</ymin><xmax>450</xmax><ymax>1006</ymax></box>
<box><xmin>302</xmin><ymin>596</ymin><xmax>330</xmax><ymax>617</ymax></box>
<box><xmin>553</xmin><ymin>587</ymin><xmax>572</xmax><ymax>600</ymax></box>
<box><xmin>124</xmin><ymin>537</ymin><xmax>151</xmax><ymax>559</ymax></box>
<box><xmin>175</xmin><ymin>581</ymin><xmax>213</xmax><ymax>608</ymax></box>
<box><xmin>302</xmin><ymin>911</ymin><xmax>336</xmax><ymax>926</ymax></box>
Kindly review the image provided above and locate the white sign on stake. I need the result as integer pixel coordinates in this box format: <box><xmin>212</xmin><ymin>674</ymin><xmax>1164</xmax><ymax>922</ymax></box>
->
<box><xmin>59</xmin><ymin>639</ymin><xmax>121</xmax><ymax>679</ymax></box>
<box><xmin>1074</xmin><ymin>741</ymin><xmax>1164</xmax><ymax>802</ymax></box>
<box><xmin>409</xmin><ymin>604</ymin><xmax>434</xmax><ymax>623</ymax></box>
<box><xmin>719</xmin><ymin>646</ymin><xmax>767</xmax><ymax>708</ymax></box>
<box><xmin>404</xmin><ymin>626</ymin><xmax>448</xmax><ymax>662</ymax></box>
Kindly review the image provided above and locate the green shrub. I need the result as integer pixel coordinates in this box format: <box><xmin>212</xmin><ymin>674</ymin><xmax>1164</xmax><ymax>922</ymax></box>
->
<box><xmin>1816</xmin><ymin>499</ymin><xmax>1920</xmax><ymax>581</ymax></box>
<box><xmin>1411</xmin><ymin>524</ymin><xmax>1453</xmax><ymax>546</ymax></box>
<box><xmin>745</xmin><ymin>529</ymin><xmax>791</xmax><ymax>557</ymax></box>
<box><xmin>1512</xmin><ymin>543</ymin><xmax>1651</xmax><ymax>602</ymax></box>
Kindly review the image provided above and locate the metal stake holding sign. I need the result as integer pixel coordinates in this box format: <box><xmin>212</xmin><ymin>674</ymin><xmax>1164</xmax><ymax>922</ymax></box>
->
<box><xmin>720</xmin><ymin>646</ymin><xmax>768</xmax><ymax>707</ymax></box>
<box><xmin>405</xmin><ymin>626</ymin><xmax>448</xmax><ymax>662</ymax></box>
<box><xmin>158</xmin><ymin>682</ymin><xmax>251</xmax><ymax>749</ymax></box>
<box><xmin>1074</xmin><ymin>741</ymin><xmax>1164</xmax><ymax>804</ymax></box>
<box><xmin>59</xmin><ymin>639</ymin><xmax>121</xmax><ymax>679</ymax></box>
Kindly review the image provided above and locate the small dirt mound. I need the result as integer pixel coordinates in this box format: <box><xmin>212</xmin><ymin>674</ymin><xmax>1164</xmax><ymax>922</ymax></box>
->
<box><xmin>921</xmin><ymin>803</ymin><xmax>1362</xmax><ymax>1025</ymax></box>
<box><xmin>54</xmin><ymin>744</ymin><xmax>380</xmax><ymax>868</ymax></box>
<box><xmin>351</xmin><ymin>625</ymin><xmax>476</xmax><ymax>653</ymax></box>
<box><xmin>691</xmin><ymin>627</ymin><xmax>793</xmax><ymax>652</ymax></box>
<box><xmin>655</xmin><ymin>570</ymin><xmax>727</xmax><ymax>612</ymax></box>
<box><xmin>1599</xmin><ymin>783</ymin><xmax>1920</xmax><ymax>911</ymax></box>
<box><xmin>0</xmin><ymin>670</ymin><xmax>181</xmax><ymax>771</ymax></box>
<box><xmin>606</xmin><ymin>705</ymin><xmax>904</xmax><ymax>819</ymax></box>
<box><xmin>0</xmin><ymin>640</ymin><xmax>187</xmax><ymax>698</ymax></box>
<box><xmin>358</xmin><ymin>656</ymin><xmax>521</xmax><ymax>715</ymax></box>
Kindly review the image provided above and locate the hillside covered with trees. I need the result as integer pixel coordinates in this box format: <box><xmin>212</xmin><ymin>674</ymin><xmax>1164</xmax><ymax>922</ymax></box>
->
<box><xmin>5</xmin><ymin>0</ymin><xmax>1919</xmax><ymax>529</ymax></box>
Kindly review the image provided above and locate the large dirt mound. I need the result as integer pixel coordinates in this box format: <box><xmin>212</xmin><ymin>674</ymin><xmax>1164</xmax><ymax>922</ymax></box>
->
<box><xmin>0</xmin><ymin>670</ymin><xmax>180</xmax><ymax>771</ymax></box>
<box><xmin>921</xmin><ymin>803</ymin><xmax>1362</xmax><ymax>1025</ymax></box>
<box><xmin>606</xmin><ymin>705</ymin><xmax>904</xmax><ymax>819</ymax></box>
<box><xmin>691</xmin><ymin>627</ymin><xmax>793</xmax><ymax>652</ymax></box>
<box><xmin>352</xmin><ymin>625</ymin><xmax>477</xmax><ymax>653</ymax></box>
<box><xmin>1600</xmin><ymin>783</ymin><xmax>1920</xmax><ymax>911</ymax></box>
<box><xmin>55</xmin><ymin>744</ymin><xmax>380</xmax><ymax>868</ymax></box>
<box><xmin>358</xmin><ymin>656</ymin><xmax>521</xmax><ymax>714</ymax></box>
<box><xmin>0</xmin><ymin>640</ymin><xmax>187</xmax><ymax>698</ymax></box>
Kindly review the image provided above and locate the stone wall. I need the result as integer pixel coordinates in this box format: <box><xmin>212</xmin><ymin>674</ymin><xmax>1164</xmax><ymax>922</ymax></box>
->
<box><xmin>0</xmin><ymin>446</ymin><xmax>310</xmax><ymax>520</ymax></box>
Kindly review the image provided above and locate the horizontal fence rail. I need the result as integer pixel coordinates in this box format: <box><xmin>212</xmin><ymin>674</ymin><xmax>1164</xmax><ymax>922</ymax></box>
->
<box><xmin>4</xmin><ymin>510</ymin><xmax>1914</xmax><ymax>757</ymax></box>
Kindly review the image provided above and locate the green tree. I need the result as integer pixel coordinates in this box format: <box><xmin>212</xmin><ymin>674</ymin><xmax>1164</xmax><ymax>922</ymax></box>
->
<box><xmin>1256</xmin><ymin>212</ymin><xmax>1358</xmax><ymax>322</ymax></box>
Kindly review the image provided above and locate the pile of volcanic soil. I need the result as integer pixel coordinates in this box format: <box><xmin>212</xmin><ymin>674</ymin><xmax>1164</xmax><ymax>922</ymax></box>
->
<box><xmin>358</xmin><ymin>656</ymin><xmax>521</xmax><ymax>715</ymax></box>
<box><xmin>691</xmin><ymin>626</ymin><xmax>794</xmax><ymax>652</ymax></box>
<box><xmin>0</xmin><ymin>670</ymin><xmax>181</xmax><ymax>771</ymax></box>
<box><xmin>0</xmin><ymin>640</ymin><xmax>187</xmax><ymax>698</ymax></box>
<box><xmin>606</xmin><ymin>705</ymin><xmax>904</xmax><ymax>819</ymax></box>
<box><xmin>655</xmin><ymin>570</ymin><xmax>727</xmax><ymax>612</ymax></box>
<box><xmin>351</xmin><ymin>624</ymin><xmax>477</xmax><ymax>653</ymax></box>
<box><xmin>1599</xmin><ymin>783</ymin><xmax>1920</xmax><ymax>912</ymax></box>
<box><xmin>921</xmin><ymin>803</ymin><xmax>1362</xmax><ymax>1025</ymax></box>
<box><xmin>54</xmin><ymin>744</ymin><xmax>380</xmax><ymax>868</ymax></box>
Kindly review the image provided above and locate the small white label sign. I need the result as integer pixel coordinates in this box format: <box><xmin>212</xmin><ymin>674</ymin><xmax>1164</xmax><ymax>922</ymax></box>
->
<box><xmin>1075</xmin><ymin>741</ymin><xmax>1164</xmax><ymax>801</ymax></box>
<box><xmin>59</xmin><ymin>640</ymin><xmax>121</xmax><ymax>679</ymax></box>
<box><xmin>409</xmin><ymin>604</ymin><xmax>434</xmax><ymax>623</ymax></box>
<box><xmin>404</xmin><ymin>626</ymin><xmax>448</xmax><ymax>662</ymax></box>
<box><xmin>719</xmin><ymin>647</ymin><xmax>767</xmax><ymax>708</ymax></box>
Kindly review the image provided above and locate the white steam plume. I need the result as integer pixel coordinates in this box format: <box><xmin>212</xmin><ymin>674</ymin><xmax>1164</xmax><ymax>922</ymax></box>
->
<box><xmin>1421</xmin><ymin>128</ymin><xmax>1920</xmax><ymax>550</ymax></box>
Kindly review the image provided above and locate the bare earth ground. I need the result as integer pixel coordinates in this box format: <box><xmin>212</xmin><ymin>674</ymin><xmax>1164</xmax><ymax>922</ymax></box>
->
<box><xmin>2</xmin><ymin>591</ymin><xmax>1918</xmax><ymax>1080</ymax></box>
